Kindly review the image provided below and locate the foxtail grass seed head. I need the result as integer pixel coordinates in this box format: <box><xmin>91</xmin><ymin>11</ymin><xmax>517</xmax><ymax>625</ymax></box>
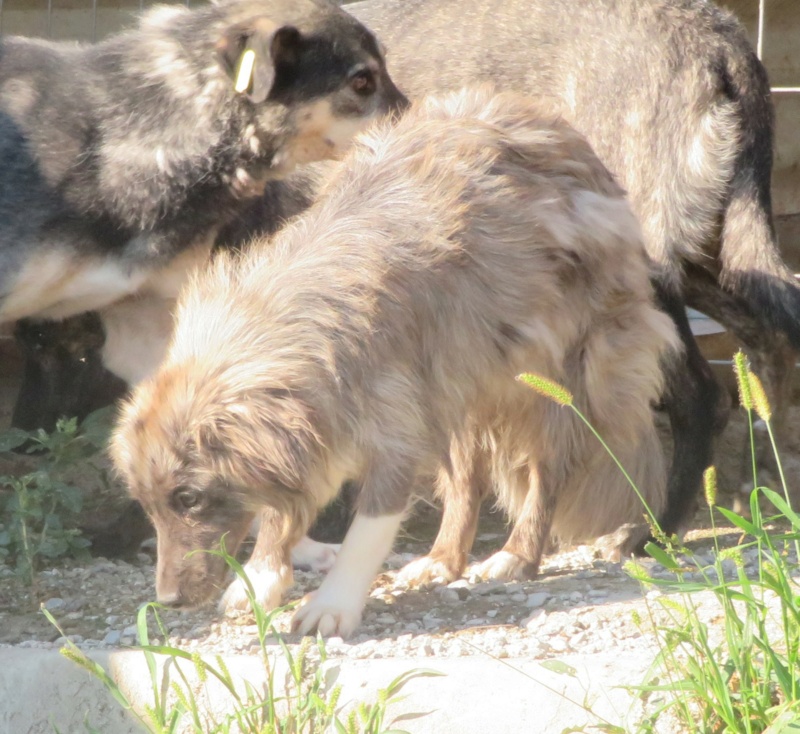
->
<box><xmin>733</xmin><ymin>350</ymin><xmax>754</xmax><ymax>411</ymax></box>
<box><xmin>215</xmin><ymin>654</ymin><xmax>231</xmax><ymax>683</ymax></box>
<box><xmin>59</xmin><ymin>646</ymin><xmax>94</xmax><ymax>673</ymax></box>
<box><xmin>647</xmin><ymin>516</ymin><xmax>666</xmax><ymax>545</ymax></box>
<box><xmin>703</xmin><ymin>466</ymin><xmax>718</xmax><ymax>508</ymax></box>
<box><xmin>516</xmin><ymin>373</ymin><xmax>574</xmax><ymax>406</ymax></box>
<box><xmin>192</xmin><ymin>651</ymin><xmax>207</xmax><ymax>683</ymax></box>
<box><xmin>719</xmin><ymin>547</ymin><xmax>745</xmax><ymax>569</ymax></box>
<box><xmin>624</xmin><ymin>559</ymin><xmax>652</xmax><ymax>583</ymax></box>
<box><xmin>631</xmin><ymin>609</ymin><xmax>642</xmax><ymax>627</ymax></box>
<box><xmin>171</xmin><ymin>681</ymin><xmax>191</xmax><ymax>712</ymax></box>
<box><xmin>326</xmin><ymin>685</ymin><xmax>342</xmax><ymax>717</ymax></box>
<box><xmin>748</xmin><ymin>372</ymin><xmax>773</xmax><ymax>423</ymax></box>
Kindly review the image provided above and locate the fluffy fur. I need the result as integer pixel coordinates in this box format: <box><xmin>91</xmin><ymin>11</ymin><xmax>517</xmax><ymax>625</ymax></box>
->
<box><xmin>20</xmin><ymin>0</ymin><xmax>794</xmax><ymax>548</ymax></box>
<box><xmin>348</xmin><ymin>0</ymin><xmax>799</xmax><ymax>542</ymax></box>
<box><xmin>112</xmin><ymin>87</ymin><xmax>680</xmax><ymax>636</ymax></box>
<box><xmin>0</xmin><ymin>0</ymin><xmax>405</xmax><ymax>368</ymax></box>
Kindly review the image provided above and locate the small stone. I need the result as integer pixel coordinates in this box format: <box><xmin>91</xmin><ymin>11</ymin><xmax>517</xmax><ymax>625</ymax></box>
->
<box><xmin>526</xmin><ymin>592</ymin><xmax>549</xmax><ymax>608</ymax></box>
<box><xmin>474</xmin><ymin>581</ymin><xmax>503</xmax><ymax>596</ymax></box>
<box><xmin>122</xmin><ymin>625</ymin><xmax>138</xmax><ymax>638</ymax></box>
<box><xmin>487</xmin><ymin>609</ymin><xmax>498</xmax><ymax>618</ymax></box>
<box><xmin>447</xmin><ymin>579</ymin><xmax>473</xmax><ymax>590</ymax></box>
<box><xmin>56</xmin><ymin>635</ymin><xmax>83</xmax><ymax>646</ymax></box>
<box><xmin>509</xmin><ymin>592</ymin><xmax>527</xmax><ymax>603</ymax></box>
<box><xmin>547</xmin><ymin>637</ymin><xmax>568</xmax><ymax>653</ymax></box>
<box><xmin>44</xmin><ymin>598</ymin><xmax>66</xmax><ymax>612</ymax></box>
<box><xmin>440</xmin><ymin>589</ymin><xmax>460</xmax><ymax>603</ymax></box>
<box><xmin>103</xmin><ymin>630</ymin><xmax>122</xmax><ymax>645</ymax></box>
<box><xmin>522</xmin><ymin>608</ymin><xmax>546</xmax><ymax>630</ymax></box>
<box><xmin>105</xmin><ymin>615</ymin><xmax>120</xmax><ymax>626</ymax></box>
<box><xmin>375</xmin><ymin>613</ymin><xmax>396</xmax><ymax>625</ymax></box>
<box><xmin>419</xmin><ymin>641</ymin><xmax>435</xmax><ymax>656</ymax></box>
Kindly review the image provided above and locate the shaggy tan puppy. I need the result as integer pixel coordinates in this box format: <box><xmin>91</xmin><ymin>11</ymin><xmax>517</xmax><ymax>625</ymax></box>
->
<box><xmin>112</xmin><ymin>86</ymin><xmax>679</xmax><ymax>637</ymax></box>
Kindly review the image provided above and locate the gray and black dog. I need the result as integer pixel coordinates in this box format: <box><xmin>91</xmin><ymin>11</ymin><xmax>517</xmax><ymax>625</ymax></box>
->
<box><xmin>12</xmin><ymin>0</ymin><xmax>800</xmax><ymax>556</ymax></box>
<box><xmin>0</xmin><ymin>0</ymin><xmax>405</xmax><ymax>367</ymax></box>
<box><xmin>345</xmin><ymin>0</ymin><xmax>800</xmax><ymax>548</ymax></box>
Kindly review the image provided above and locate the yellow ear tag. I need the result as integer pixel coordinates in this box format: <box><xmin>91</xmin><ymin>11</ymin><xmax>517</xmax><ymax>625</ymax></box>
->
<box><xmin>234</xmin><ymin>49</ymin><xmax>256</xmax><ymax>93</ymax></box>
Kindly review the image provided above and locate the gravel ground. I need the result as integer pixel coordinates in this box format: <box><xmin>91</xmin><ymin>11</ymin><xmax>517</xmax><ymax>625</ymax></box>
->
<box><xmin>0</xmin><ymin>506</ymin><xmax>791</xmax><ymax>666</ymax></box>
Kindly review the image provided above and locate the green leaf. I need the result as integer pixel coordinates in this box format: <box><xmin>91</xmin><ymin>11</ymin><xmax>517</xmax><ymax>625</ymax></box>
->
<box><xmin>760</xmin><ymin>489</ymin><xmax>800</xmax><ymax>530</ymax></box>
<box><xmin>80</xmin><ymin>406</ymin><xmax>116</xmax><ymax>447</ymax></box>
<box><xmin>644</xmin><ymin>542</ymin><xmax>681</xmax><ymax>571</ymax></box>
<box><xmin>763</xmin><ymin>710</ymin><xmax>800</xmax><ymax>734</ymax></box>
<box><xmin>0</xmin><ymin>428</ymin><xmax>30</xmax><ymax>452</ymax></box>
<box><xmin>539</xmin><ymin>659</ymin><xmax>578</xmax><ymax>677</ymax></box>
<box><xmin>717</xmin><ymin>506</ymin><xmax>759</xmax><ymax>535</ymax></box>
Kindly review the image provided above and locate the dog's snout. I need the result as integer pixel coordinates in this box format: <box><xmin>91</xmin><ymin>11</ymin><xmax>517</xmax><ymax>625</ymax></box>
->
<box><xmin>392</xmin><ymin>90</ymin><xmax>410</xmax><ymax>114</ymax></box>
<box><xmin>383</xmin><ymin>78</ymin><xmax>409</xmax><ymax>114</ymax></box>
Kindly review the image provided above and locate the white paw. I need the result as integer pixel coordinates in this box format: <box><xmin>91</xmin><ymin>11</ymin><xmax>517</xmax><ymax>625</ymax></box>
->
<box><xmin>395</xmin><ymin>556</ymin><xmax>458</xmax><ymax>589</ymax></box>
<box><xmin>291</xmin><ymin>536</ymin><xmax>341</xmax><ymax>572</ymax></box>
<box><xmin>470</xmin><ymin>550</ymin><xmax>529</xmax><ymax>583</ymax></box>
<box><xmin>218</xmin><ymin>562</ymin><xmax>292</xmax><ymax>615</ymax></box>
<box><xmin>291</xmin><ymin>590</ymin><xmax>363</xmax><ymax>638</ymax></box>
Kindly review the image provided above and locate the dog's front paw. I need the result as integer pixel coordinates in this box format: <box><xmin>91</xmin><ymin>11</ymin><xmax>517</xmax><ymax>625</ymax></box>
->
<box><xmin>470</xmin><ymin>550</ymin><xmax>532</xmax><ymax>583</ymax></box>
<box><xmin>396</xmin><ymin>555</ymin><xmax>459</xmax><ymax>589</ymax></box>
<box><xmin>219</xmin><ymin>562</ymin><xmax>292</xmax><ymax>615</ymax></box>
<box><xmin>291</xmin><ymin>536</ymin><xmax>341</xmax><ymax>572</ymax></box>
<box><xmin>291</xmin><ymin>590</ymin><xmax>363</xmax><ymax>638</ymax></box>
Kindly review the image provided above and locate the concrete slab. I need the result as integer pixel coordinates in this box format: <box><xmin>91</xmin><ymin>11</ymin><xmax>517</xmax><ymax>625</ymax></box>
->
<box><xmin>0</xmin><ymin>647</ymin><xmax>656</xmax><ymax>734</ymax></box>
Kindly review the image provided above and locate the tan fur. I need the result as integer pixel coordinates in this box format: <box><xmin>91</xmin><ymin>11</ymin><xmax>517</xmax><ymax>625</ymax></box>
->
<box><xmin>112</xmin><ymin>86</ymin><xmax>679</xmax><ymax>632</ymax></box>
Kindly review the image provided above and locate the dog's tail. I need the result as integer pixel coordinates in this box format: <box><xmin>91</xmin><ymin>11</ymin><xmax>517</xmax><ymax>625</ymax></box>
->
<box><xmin>715</xmin><ymin>39</ymin><xmax>800</xmax><ymax>349</ymax></box>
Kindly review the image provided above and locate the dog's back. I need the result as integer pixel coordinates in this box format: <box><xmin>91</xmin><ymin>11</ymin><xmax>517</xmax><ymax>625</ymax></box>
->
<box><xmin>175</xmin><ymin>86</ymin><xmax>676</xmax><ymax>523</ymax></box>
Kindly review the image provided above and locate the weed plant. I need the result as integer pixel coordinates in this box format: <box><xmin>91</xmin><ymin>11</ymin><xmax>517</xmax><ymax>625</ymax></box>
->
<box><xmin>0</xmin><ymin>407</ymin><xmax>113</xmax><ymax>584</ymax></box>
<box><xmin>46</xmin><ymin>544</ymin><xmax>440</xmax><ymax>733</ymax></box>
<box><xmin>519</xmin><ymin>352</ymin><xmax>800</xmax><ymax>733</ymax></box>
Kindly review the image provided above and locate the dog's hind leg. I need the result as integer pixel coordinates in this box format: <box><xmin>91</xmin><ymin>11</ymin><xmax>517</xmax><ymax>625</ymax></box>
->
<box><xmin>396</xmin><ymin>437</ymin><xmax>490</xmax><ymax>588</ymax></box>
<box><xmin>471</xmin><ymin>463</ymin><xmax>555</xmax><ymax>583</ymax></box>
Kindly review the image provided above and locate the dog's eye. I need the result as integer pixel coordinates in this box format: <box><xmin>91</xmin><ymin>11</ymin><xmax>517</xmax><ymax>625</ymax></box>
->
<box><xmin>173</xmin><ymin>488</ymin><xmax>203</xmax><ymax>512</ymax></box>
<box><xmin>349</xmin><ymin>68</ymin><xmax>375</xmax><ymax>96</ymax></box>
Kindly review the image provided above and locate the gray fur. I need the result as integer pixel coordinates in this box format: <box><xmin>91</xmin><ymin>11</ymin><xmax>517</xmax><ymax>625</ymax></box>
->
<box><xmin>0</xmin><ymin>0</ymin><xmax>405</xmax><ymax>323</ymax></box>
<box><xmin>348</xmin><ymin>0</ymin><xmax>800</xmax><ymax>540</ymax></box>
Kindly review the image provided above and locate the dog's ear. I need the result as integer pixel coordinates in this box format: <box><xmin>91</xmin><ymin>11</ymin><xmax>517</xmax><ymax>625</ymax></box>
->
<box><xmin>195</xmin><ymin>391</ymin><xmax>318</xmax><ymax>491</ymax></box>
<box><xmin>216</xmin><ymin>22</ymin><xmax>303</xmax><ymax>104</ymax></box>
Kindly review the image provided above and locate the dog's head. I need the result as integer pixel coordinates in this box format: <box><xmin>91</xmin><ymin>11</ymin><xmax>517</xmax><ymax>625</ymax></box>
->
<box><xmin>215</xmin><ymin>1</ymin><xmax>408</xmax><ymax>168</ymax></box>
<box><xmin>110</xmin><ymin>360</ymin><xmax>319</xmax><ymax>608</ymax></box>
<box><xmin>12</xmin><ymin>314</ymin><xmax>128</xmax><ymax>433</ymax></box>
